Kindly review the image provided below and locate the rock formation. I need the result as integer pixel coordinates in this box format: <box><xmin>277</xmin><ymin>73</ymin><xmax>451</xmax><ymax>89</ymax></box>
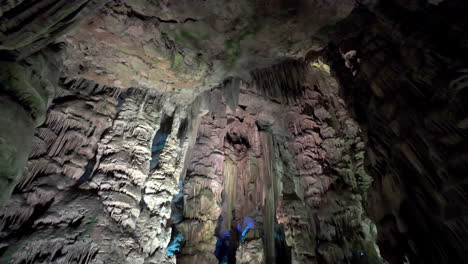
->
<box><xmin>0</xmin><ymin>1</ymin><xmax>467</xmax><ymax>264</ymax></box>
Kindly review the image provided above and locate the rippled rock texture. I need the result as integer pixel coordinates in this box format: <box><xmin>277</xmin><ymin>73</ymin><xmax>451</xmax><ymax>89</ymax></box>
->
<box><xmin>0</xmin><ymin>78</ymin><xmax>199</xmax><ymax>263</ymax></box>
<box><xmin>175</xmin><ymin>62</ymin><xmax>381</xmax><ymax>264</ymax></box>
<box><xmin>0</xmin><ymin>0</ymin><xmax>370</xmax><ymax>205</ymax></box>
<box><xmin>0</xmin><ymin>62</ymin><xmax>381</xmax><ymax>264</ymax></box>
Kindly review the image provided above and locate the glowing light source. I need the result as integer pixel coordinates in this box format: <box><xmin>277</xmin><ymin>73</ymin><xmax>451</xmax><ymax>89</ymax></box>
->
<box><xmin>166</xmin><ymin>232</ymin><xmax>184</xmax><ymax>257</ymax></box>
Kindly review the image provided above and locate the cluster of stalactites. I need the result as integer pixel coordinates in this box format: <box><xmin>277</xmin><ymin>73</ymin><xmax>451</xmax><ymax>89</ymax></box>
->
<box><xmin>11</xmin><ymin>238</ymin><xmax>98</xmax><ymax>264</ymax></box>
<box><xmin>60</xmin><ymin>77</ymin><xmax>123</xmax><ymax>99</ymax></box>
<box><xmin>0</xmin><ymin>0</ymin><xmax>103</xmax><ymax>59</ymax></box>
<box><xmin>251</xmin><ymin>60</ymin><xmax>308</xmax><ymax>104</ymax></box>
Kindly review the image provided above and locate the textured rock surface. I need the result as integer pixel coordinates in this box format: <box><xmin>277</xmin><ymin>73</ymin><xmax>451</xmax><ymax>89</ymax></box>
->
<box><xmin>236</xmin><ymin>238</ymin><xmax>264</xmax><ymax>264</ymax></box>
<box><xmin>177</xmin><ymin>90</ymin><xmax>226</xmax><ymax>264</ymax></box>
<box><xmin>1</xmin><ymin>61</ymin><xmax>382</xmax><ymax>264</ymax></box>
<box><xmin>1</xmin><ymin>79</ymin><xmax>120</xmax><ymax>263</ymax></box>
<box><xmin>0</xmin><ymin>49</ymin><xmax>63</xmax><ymax>205</ymax></box>
<box><xmin>0</xmin><ymin>0</ymin><xmax>105</xmax><ymax>59</ymax></box>
<box><xmin>175</xmin><ymin>62</ymin><xmax>381</xmax><ymax>264</ymax></box>
<box><xmin>59</xmin><ymin>0</ymin><xmax>368</xmax><ymax>93</ymax></box>
<box><xmin>1</xmin><ymin>0</ymin><xmax>467</xmax><ymax>263</ymax></box>
<box><xmin>280</xmin><ymin>62</ymin><xmax>379</xmax><ymax>264</ymax></box>
<box><xmin>0</xmin><ymin>78</ymin><xmax>201</xmax><ymax>263</ymax></box>
<box><xmin>0</xmin><ymin>0</ymin><xmax>105</xmax><ymax>207</ymax></box>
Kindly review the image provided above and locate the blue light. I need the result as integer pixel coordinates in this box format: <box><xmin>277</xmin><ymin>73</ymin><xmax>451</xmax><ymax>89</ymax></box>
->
<box><xmin>359</xmin><ymin>252</ymin><xmax>365</xmax><ymax>256</ymax></box>
<box><xmin>166</xmin><ymin>232</ymin><xmax>184</xmax><ymax>256</ymax></box>
<box><xmin>214</xmin><ymin>217</ymin><xmax>256</xmax><ymax>263</ymax></box>
<box><xmin>150</xmin><ymin>133</ymin><xmax>168</xmax><ymax>170</ymax></box>
<box><xmin>239</xmin><ymin>217</ymin><xmax>255</xmax><ymax>243</ymax></box>
<box><xmin>214</xmin><ymin>231</ymin><xmax>230</xmax><ymax>263</ymax></box>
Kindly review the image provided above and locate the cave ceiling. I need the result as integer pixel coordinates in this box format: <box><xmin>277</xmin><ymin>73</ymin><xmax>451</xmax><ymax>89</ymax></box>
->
<box><xmin>59</xmin><ymin>0</ymin><xmax>362</xmax><ymax>95</ymax></box>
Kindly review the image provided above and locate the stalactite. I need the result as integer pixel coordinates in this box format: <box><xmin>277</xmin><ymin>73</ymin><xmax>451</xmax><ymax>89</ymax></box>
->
<box><xmin>0</xmin><ymin>202</ymin><xmax>34</xmax><ymax>231</ymax></box>
<box><xmin>61</xmin><ymin>77</ymin><xmax>124</xmax><ymax>100</ymax></box>
<box><xmin>33</xmin><ymin>209</ymin><xmax>85</xmax><ymax>228</ymax></box>
<box><xmin>0</xmin><ymin>188</ymin><xmax>55</xmax><ymax>233</ymax></box>
<box><xmin>252</xmin><ymin>60</ymin><xmax>307</xmax><ymax>104</ymax></box>
<box><xmin>36</xmin><ymin>128</ymin><xmax>58</xmax><ymax>147</ymax></box>
<box><xmin>259</xmin><ymin>131</ymin><xmax>277</xmax><ymax>263</ymax></box>
<box><xmin>49</xmin><ymin>130</ymin><xmax>87</xmax><ymax>157</ymax></box>
<box><xmin>223</xmin><ymin>158</ymin><xmax>237</xmax><ymax>230</ymax></box>
<box><xmin>30</xmin><ymin>137</ymin><xmax>47</xmax><ymax>158</ymax></box>
<box><xmin>45</xmin><ymin>110</ymin><xmax>89</xmax><ymax>134</ymax></box>
<box><xmin>11</xmin><ymin>239</ymin><xmax>98</xmax><ymax>264</ymax></box>
<box><xmin>223</xmin><ymin>77</ymin><xmax>241</xmax><ymax>113</ymax></box>
<box><xmin>175</xmin><ymin>91</ymin><xmax>229</xmax><ymax>262</ymax></box>
<box><xmin>17</xmin><ymin>159</ymin><xmax>61</xmax><ymax>190</ymax></box>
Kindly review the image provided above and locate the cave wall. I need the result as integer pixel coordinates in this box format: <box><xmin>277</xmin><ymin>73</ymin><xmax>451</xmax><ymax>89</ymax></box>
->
<box><xmin>325</xmin><ymin>1</ymin><xmax>468</xmax><ymax>263</ymax></box>
<box><xmin>1</xmin><ymin>78</ymin><xmax>122</xmax><ymax>263</ymax></box>
<box><xmin>0</xmin><ymin>0</ymin><xmax>106</xmax><ymax>206</ymax></box>
<box><xmin>0</xmin><ymin>51</ymin><xmax>62</xmax><ymax>205</ymax></box>
<box><xmin>176</xmin><ymin>89</ymin><xmax>226</xmax><ymax>264</ymax></box>
<box><xmin>0</xmin><ymin>78</ymin><xmax>202</xmax><ymax>264</ymax></box>
<box><xmin>283</xmin><ymin>63</ymin><xmax>381</xmax><ymax>264</ymax></box>
<box><xmin>0</xmin><ymin>60</ymin><xmax>383</xmax><ymax>264</ymax></box>
<box><xmin>175</xmin><ymin>62</ymin><xmax>382</xmax><ymax>264</ymax></box>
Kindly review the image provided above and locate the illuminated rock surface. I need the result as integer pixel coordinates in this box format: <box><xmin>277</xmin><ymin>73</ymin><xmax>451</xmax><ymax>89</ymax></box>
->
<box><xmin>0</xmin><ymin>1</ymin><xmax>467</xmax><ymax>264</ymax></box>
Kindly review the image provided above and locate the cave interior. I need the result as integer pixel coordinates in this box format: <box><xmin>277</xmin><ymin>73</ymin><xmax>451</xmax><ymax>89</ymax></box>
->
<box><xmin>0</xmin><ymin>0</ymin><xmax>467</xmax><ymax>264</ymax></box>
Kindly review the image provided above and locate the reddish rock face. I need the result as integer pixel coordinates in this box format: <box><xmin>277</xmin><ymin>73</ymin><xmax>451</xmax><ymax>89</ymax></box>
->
<box><xmin>177</xmin><ymin>62</ymin><xmax>381</xmax><ymax>264</ymax></box>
